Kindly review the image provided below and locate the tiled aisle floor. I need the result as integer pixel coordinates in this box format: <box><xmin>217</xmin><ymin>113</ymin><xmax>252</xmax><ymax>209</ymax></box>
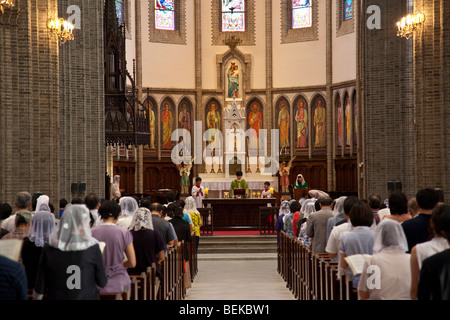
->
<box><xmin>184</xmin><ymin>259</ymin><xmax>296</xmax><ymax>300</ymax></box>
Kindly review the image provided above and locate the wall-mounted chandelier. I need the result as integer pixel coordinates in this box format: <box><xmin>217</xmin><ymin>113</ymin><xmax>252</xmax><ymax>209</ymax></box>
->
<box><xmin>47</xmin><ymin>18</ymin><xmax>75</xmax><ymax>44</ymax></box>
<box><xmin>396</xmin><ymin>12</ymin><xmax>425</xmax><ymax>39</ymax></box>
<box><xmin>0</xmin><ymin>0</ymin><xmax>15</xmax><ymax>14</ymax></box>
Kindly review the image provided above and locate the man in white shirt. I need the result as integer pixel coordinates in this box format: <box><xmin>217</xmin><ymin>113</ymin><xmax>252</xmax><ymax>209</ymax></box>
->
<box><xmin>1</xmin><ymin>191</ymin><xmax>32</xmax><ymax>233</ymax></box>
<box><xmin>326</xmin><ymin>196</ymin><xmax>359</xmax><ymax>275</ymax></box>
<box><xmin>191</xmin><ymin>177</ymin><xmax>205</xmax><ymax>209</ymax></box>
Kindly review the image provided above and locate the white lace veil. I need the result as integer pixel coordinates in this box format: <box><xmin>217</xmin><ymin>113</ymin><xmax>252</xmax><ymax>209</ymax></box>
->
<box><xmin>36</xmin><ymin>195</ymin><xmax>50</xmax><ymax>212</ymax></box>
<box><xmin>113</xmin><ymin>175</ymin><xmax>120</xmax><ymax>186</ymax></box>
<box><xmin>279</xmin><ymin>200</ymin><xmax>291</xmax><ymax>216</ymax></box>
<box><xmin>333</xmin><ymin>196</ymin><xmax>347</xmax><ymax>217</ymax></box>
<box><xmin>28</xmin><ymin>210</ymin><xmax>56</xmax><ymax>247</ymax></box>
<box><xmin>118</xmin><ymin>197</ymin><xmax>139</xmax><ymax>218</ymax></box>
<box><xmin>372</xmin><ymin>218</ymin><xmax>408</xmax><ymax>254</ymax></box>
<box><xmin>49</xmin><ymin>204</ymin><xmax>99</xmax><ymax>252</ymax></box>
<box><xmin>303</xmin><ymin>202</ymin><xmax>317</xmax><ymax>219</ymax></box>
<box><xmin>296</xmin><ymin>174</ymin><xmax>307</xmax><ymax>186</ymax></box>
<box><xmin>128</xmin><ymin>207</ymin><xmax>154</xmax><ymax>231</ymax></box>
<box><xmin>184</xmin><ymin>196</ymin><xmax>199</xmax><ymax>214</ymax></box>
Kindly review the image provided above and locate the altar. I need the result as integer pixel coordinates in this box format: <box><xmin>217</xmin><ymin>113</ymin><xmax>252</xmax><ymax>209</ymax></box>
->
<box><xmin>202</xmin><ymin>198</ymin><xmax>276</xmax><ymax>230</ymax></box>
<box><xmin>198</xmin><ymin>174</ymin><xmax>278</xmax><ymax>199</ymax></box>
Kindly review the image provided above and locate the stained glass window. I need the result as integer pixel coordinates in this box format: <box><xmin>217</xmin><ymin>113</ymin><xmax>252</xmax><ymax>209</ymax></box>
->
<box><xmin>222</xmin><ymin>0</ymin><xmax>246</xmax><ymax>32</ymax></box>
<box><xmin>155</xmin><ymin>0</ymin><xmax>175</xmax><ymax>31</ymax></box>
<box><xmin>292</xmin><ymin>0</ymin><xmax>312</xmax><ymax>29</ymax></box>
<box><xmin>115</xmin><ymin>0</ymin><xmax>124</xmax><ymax>25</ymax></box>
<box><xmin>344</xmin><ymin>0</ymin><xmax>353</xmax><ymax>21</ymax></box>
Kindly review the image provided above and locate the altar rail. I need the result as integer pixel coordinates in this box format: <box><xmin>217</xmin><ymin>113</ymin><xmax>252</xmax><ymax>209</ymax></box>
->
<box><xmin>277</xmin><ymin>231</ymin><xmax>358</xmax><ymax>300</ymax></box>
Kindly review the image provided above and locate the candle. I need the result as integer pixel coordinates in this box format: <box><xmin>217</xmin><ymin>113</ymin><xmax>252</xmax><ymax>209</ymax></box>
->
<box><xmin>270</xmin><ymin>188</ymin><xmax>274</xmax><ymax>194</ymax></box>
<box><xmin>205</xmin><ymin>188</ymin><xmax>209</xmax><ymax>195</ymax></box>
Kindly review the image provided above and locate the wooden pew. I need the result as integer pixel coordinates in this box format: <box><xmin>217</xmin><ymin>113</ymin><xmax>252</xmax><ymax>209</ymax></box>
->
<box><xmin>129</xmin><ymin>272</ymin><xmax>147</xmax><ymax>300</ymax></box>
<box><xmin>99</xmin><ymin>285</ymin><xmax>130</xmax><ymax>300</ymax></box>
<box><xmin>146</xmin><ymin>264</ymin><xmax>160</xmax><ymax>301</ymax></box>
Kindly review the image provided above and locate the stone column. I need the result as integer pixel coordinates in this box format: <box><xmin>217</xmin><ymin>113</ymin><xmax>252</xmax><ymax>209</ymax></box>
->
<box><xmin>58</xmin><ymin>0</ymin><xmax>105</xmax><ymax>200</ymax></box>
<box><xmin>359</xmin><ymin>0</ymin><xmax>415</xmax><ymax>199</ymax></box>
<box><xmin>135</xmin><ymin>0</ymin><xmax>144</xmax><ymax>194</ymax></box>
<box><xmin>0</xmin><ymin>0</ymin><xmax>60</xmax><ymax>205</ymax></box>
<box><xmin>326</xmin><ymin>0</ymin><xmax>334</xmax><ymax>192</ymax></box>
<box><xmin>414</xmin><ymin>0</ymin><xmax>450</xmax><ymax>199</ymax></box>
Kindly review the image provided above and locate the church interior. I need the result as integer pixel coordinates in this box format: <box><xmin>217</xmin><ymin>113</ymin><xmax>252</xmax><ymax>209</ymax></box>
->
<box><xmin>2</xmin><ymin>0</ymin><xmax>448</xmax><ymax>206</ymax></box>
<box><xmin>1</xmin><ymin>0</ymin><xmax>450</xmax><ymax>304</ymax></box>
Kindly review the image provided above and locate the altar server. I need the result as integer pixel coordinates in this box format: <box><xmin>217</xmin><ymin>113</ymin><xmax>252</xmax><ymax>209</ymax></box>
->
<box><xmin>191</xmin><ymin>177</ymin><xmax>205</xmax><ymax>209</ymax></box>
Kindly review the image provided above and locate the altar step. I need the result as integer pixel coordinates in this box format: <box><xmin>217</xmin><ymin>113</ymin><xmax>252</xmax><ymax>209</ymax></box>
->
<box><xmin>197</xmin><ymin>235</ymin><xmax>278</xmax><ymax>261</ymax></box>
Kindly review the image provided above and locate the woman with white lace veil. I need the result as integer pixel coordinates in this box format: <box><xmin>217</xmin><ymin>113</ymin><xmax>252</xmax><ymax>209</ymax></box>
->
<box><xmin>184</xmin><ymin>196</ymin><xmax>202</xmax><ymax>251</ymax></box>
<box><xmin>33</xmin><ymin>204</ymin><xmax>107</xmax><ymax>300</ymax></box>
<box><xmin>298</xmin><ymin>200</ymin><xmax>316</xmax><ymax>248</ymax></box>
<box><xmin>275</xmin><ymin>201</ymin><xmax>291</xmax><ymax>244</ymax></box>
<box><xmin>358</xmin><ymin>218</ymin><xmax>411</xmax><ymax>300</ymax></box>
<box><xmin>110</xmin><ymin>175</ymin><xmax>121</xmax><ymax>201</ymax></box>
<box><xmin>35</xmin><ymin>195</ymin><xmax>51</xmax><ymax>213</ymax></box>
<box><xmin>22</xmin><ymin>208</ymin><xmax>56</xmax><ymax>290</ymax></box>
<box><xmin>127</xmin><ymin>207</ymin><xmax>165</xmax><ymax>281</ymax></box>
<box><xmin>117</xmin><ymin>196</ymin><xmax>140</xmax><ymax>230</ymax></box>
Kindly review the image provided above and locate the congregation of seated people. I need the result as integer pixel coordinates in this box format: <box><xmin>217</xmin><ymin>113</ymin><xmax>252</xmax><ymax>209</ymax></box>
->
<box><xmin>0</xmin><ymin>190</ymin><xmax>199</xmax><ymax>300</ymax></box>
<box><xmin>279</xmin><ymin>187</ymin><xmax>450</xmax><ymax>300</ymax></box>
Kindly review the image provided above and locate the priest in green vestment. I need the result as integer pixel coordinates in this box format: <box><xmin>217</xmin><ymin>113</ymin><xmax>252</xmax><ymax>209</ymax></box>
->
<box><xmin>230</xmin><ymin>171</ymin><xmax>249</xmax><ymax>198</ymax></box>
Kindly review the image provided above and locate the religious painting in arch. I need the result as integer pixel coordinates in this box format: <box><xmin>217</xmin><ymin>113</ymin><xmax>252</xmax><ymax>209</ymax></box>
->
<box><xmin>160</xmin><ymin>99</ymin><xmax>175</xmax><ymax>151</ymax></box>
<box><xmin>343</xmin><ymin>92</ymin><xmax>352</xmax><ymax>150</ymax></box>
<box><xmin>276</xmin><ymin>98</ymin><xmax>290</xmax><ymax>155</ymax></box>
<box><xmin>336</xmin><ymin>93</ymin><xmax>344</xmax><ymax>151</ymax></box>
<box><xmin>226</xmin><ymin>61</ymin><xmax>241</xmax><ymax>100</ymax></box>
<box><xmin>312</xmin><ymin>95</ymin><xmax>326</xmax><ymax>150</ymax></box>
<box><xmin>177</xmin><ymin>99</ymin><xmax>193</xmax><ymax>157</ymax></box>
<box><xmin>294</xmin><ymin>96</ymin><xmax>308</xmax><ymax>152</ymax></box>
<box><xmin>246</xmin><ymin>99</ymin><xmax>263</xmax><ymax>156</ymax></box>
<box><xmin>353</xmin><ymin>90</ymin><xmax>358</xmax><ymax>152</ymax></box>
<box><xmin>205</xmin><ymin>100</ymin><xmax>222</xmax><ymax>154</ymax></box>
<box><xmin>143</xmin><ymin>97</ymin><xmax>157</xmax><ymax>151</ymax></box>
<box><xmin>178</xmin><ymin>99</ymin><xmax>192</xmax><ymax>132</ymax></box>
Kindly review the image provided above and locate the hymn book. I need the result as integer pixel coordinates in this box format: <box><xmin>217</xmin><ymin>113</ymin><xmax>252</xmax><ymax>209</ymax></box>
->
<box><xmin>0</xmin><ymin>239</ymin><xmax>23</xmax><ymax>262</ymax></box>
<box><xmin>344</xmin><ymin>254</ymin><xmax>372</xmax><ymax>275</ymax></box>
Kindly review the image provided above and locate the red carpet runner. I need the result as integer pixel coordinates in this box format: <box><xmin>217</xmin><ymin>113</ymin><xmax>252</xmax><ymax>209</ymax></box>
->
<box><xmin>209</xmin><ymin>230</ymin><xmax>261</xmax><ymax>236</ymax></box>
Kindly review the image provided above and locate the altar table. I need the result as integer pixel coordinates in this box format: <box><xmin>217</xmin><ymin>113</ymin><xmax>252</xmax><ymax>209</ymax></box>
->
<box><xmin>202</xmin><ymin>198</ymin><xmax>276</xmax><ymax>230</ymax></box>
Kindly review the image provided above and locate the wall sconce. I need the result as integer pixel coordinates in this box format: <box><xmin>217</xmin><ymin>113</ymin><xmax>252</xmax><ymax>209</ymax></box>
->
<box><xmin>47</xmin><ymin>17</ymin><xmax>75</xmax><ymax>44</ymax></box>
<box><xmin>0</xmin><ymin>0</ymin><xmax>15</xmax><ymax>14</ymax></box>
<box><xmin>396</xmin><ymin>12</ymin><xmax>425</xmax><ymax>39</ymax></box>
<box><xmin>0</xmin><ymin>0</ymin><xmax>15</xmax><ymax>13</ymax></box>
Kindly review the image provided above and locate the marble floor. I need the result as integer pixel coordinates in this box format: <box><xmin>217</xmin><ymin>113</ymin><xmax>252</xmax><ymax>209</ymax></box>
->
<box><xmin>184</xmin><ymin>258</ymin><xmax>296</xmax><ymax>300</ymax></box>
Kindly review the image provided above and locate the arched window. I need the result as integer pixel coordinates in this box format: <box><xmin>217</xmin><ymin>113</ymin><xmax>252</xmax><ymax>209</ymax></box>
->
<box><xmin>344</xmin><ymin>0</ymin><xmax>353</xmax><ymax>21</ymax></box>
<box><xmin>155</xmin><ymin>0</ymin><xmax>175</xmax><ymax>31</ymax></box>
<box><xmin>292</xmin><ymin>0</ymin><xmax>312</xmax><ymax>29</ymax></box>
<box><xmin>222</xmin><ymin>0</ymin><xmax>246</xmax><ymax>32</ymax></box>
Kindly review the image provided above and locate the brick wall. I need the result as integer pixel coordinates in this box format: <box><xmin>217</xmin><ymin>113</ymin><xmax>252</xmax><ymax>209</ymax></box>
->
<box><xmin>58</xmin><ymin>0</ymin><xmax>105</xmax><ymax>201</ymax></box>
<box><xmin>360</xmin><ymin>0</ymin><xmax>416</xmax><ymax>199</ymax></box>
<box><xmin>0</xmin><ymin>0</ymin><xmax>61</xmax><ymax>206</ymax></box>
<box><xmin>414</xmin><ymin>0</ymin><xmax>450</xmax><ymax>200</ymax></box>
<box><xmin>0</xmin><ymin>0</ymin><xmax>105</xmax><ymax>207</ymax></box>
